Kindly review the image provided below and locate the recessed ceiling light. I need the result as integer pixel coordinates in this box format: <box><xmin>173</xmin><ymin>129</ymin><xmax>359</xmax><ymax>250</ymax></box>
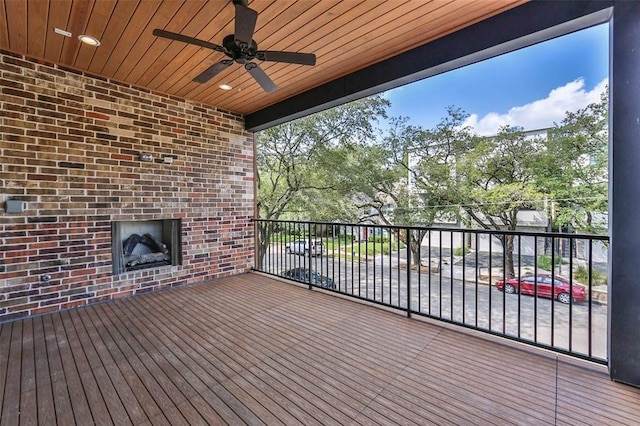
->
<box><xmin>78</xmin><ymin>35</ymin><xmax>101</xmax><ymax>46</ymax></box>
<box><xmin>219</xmin><ymin>84</ymin><xmax>233</xmax><ymax>91</ymax></box>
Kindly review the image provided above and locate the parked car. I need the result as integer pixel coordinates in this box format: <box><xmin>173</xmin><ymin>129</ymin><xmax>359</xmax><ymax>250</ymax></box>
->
<box><xmin>495</xmin><ymin>274</ymin><xmax>586</xmax><ymax>304</ymax></box>
<box><xmin>282</xmin><ymin>268</ymin><xmax>335</xmax><ymax>289</ymax></box>
<box><xmin>285</xmin><ymin>239</ymin><xmax>323</xmax><ymax>256</ymax></box>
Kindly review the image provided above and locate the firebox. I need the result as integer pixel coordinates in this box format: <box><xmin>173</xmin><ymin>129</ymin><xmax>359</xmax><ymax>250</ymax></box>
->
<box><xmin>111</xmin><ymin>219</ymin><xmax>182</xmax><ymax>275</ymax></box>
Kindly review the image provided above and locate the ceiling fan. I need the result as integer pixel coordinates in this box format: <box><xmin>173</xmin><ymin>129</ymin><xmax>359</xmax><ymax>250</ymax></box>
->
<box><xmin>153</xmin><ymin>0</ymin><xmax>316</xmax><ymax>93</ymax></box>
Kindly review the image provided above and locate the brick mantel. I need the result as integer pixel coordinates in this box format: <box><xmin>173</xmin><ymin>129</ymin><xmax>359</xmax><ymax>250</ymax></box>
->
<box><xmin>0</xmin><ymin>51</ymin><xmax>255</xmax><ymax>321</ymax></box>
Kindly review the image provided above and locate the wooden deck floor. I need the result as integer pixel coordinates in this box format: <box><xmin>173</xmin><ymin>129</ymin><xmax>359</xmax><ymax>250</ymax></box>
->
<box><xmin>1</xmin><ymin>273</ymin><xmax>639</xmax><ymax>425</ymax></box>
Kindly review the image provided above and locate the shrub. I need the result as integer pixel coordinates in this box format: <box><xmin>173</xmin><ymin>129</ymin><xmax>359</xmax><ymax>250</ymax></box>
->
<box><xmin>537</xmin><ymin>255</ymin><xmax>565</xmax><ymax>271</ymax></box>
<box><xmin>368</xmin><ymin>235</ymin><xmax>390</xmax><ymax>243</ymax></box>
<box><xmin>574</xmin><ymin>266</ymin><xmax>607</xmax><ymax>286</ymax></box>
<box><xmin>453</xmin><ymin>246</ymin><xmax>471</xmax><ymax>256</ymax></box>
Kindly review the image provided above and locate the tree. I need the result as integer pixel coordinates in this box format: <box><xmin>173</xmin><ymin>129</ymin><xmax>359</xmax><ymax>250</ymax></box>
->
<box><xmin>538</xmin><ymin>91</ymin><xmax>608</xmax><ymax>233</ymax></box>
<box><xmin>353</xmin><ymin>109</ymin><xmax>473</xmax><ymax>267</ymax></box>
<box><xmin>255</xmin><ymin>96</ymin><xmax>389</xmax><ymax>267</ymax></box>
<box><xmin>458</xmin><ymin>127</ymin><xmax>547</xmax><ymax>278</ymax></box>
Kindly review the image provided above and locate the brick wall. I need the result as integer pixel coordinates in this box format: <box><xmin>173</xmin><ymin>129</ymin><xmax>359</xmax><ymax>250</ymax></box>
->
<box><xmin>0</xmin><ymin>51</ymin><xmax>255</xmax><ymax>322</ymax></box>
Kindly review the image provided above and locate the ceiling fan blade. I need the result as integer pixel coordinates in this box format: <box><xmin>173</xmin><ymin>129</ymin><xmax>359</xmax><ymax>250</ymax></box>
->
<box><xmin>193</xmin><ymin>60</ymin><xmax>233</xmax><ymax>83</ymax></box>
<box><xmin>245</xmin><ymin>62</ymin><xmax>277</xmax><ymax>93</ymax></box>
<box><xmin>235</xmin><ymin>4</ymin><xmax>258</xmax><ymax>45</ymax></box>
<box><xmin>153</xmin><ymin>29</ymin><xmax>225</xmax><ymax>53</ymax></box>
<box><xmin>256</xmin><ymin>51</ymin><xmax>316</xmax><ymax>66</ymax></box>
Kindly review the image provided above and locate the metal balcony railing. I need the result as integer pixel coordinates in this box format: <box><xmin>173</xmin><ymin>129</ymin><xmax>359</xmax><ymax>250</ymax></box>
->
<box><xmin>254</xmin><ymin>219</ymin><xmax>609</xmax><ymax>363</ymax></box>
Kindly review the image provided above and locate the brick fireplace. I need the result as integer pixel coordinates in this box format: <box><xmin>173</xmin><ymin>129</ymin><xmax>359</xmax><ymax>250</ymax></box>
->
<box><xmin>0</xmin><ymin>51</ymin><xmax>255</xmax><ymax>321</ymax></box>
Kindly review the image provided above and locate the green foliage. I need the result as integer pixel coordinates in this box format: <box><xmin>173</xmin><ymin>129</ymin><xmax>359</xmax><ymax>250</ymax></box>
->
<box><xmin>350</xmin><ymin>240</ymin><xmax>402</xmax><ymax>256</ymax></box>
<box><xmin>255</xmin><ymin>82</ymin><xmax>608</xmax><ymax>270</ymax></box>
<box><xmin>574</xmin><ymin>265</ymin><xmax>607</xmax><ymax>286</ymax></box>
<box><xmin>256</xmin><ymin>95</ymin><xmax>389</xmax><ymax>222</ymax></box>
<box><xmin>367</xmin><ymin>235</ymin><xmax>390</xmax><ymax>243</ymax></box>
<box><xmin>537</xmin><ymin>91</ymin><xmax>608</xmax><ymax>233</ymax></box>
<box><xmin>453</xmin><ymin>246</ymin><xmax>471</xmax><ymax>256</ymax></box>
<box><xmin>323</xmin><ymin>234</ymin><xmax>355</xmax><ymax>250</ymax></box>
<box><xmin>537</xmin><ymin>255</ymin><xmax>566</xmax><ymax>271</ymax></box>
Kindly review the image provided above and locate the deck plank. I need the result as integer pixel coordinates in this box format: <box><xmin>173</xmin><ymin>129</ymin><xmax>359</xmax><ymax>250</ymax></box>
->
<box><xmin>2</xmin><ymin>321</ymin><xmax>22</xmax><ymax>426</ymax></box>
<box><xmin>42</xmin><ymin>314</ymin><xmax>75</xmax><ymax>425</ymax></box>
<box><xmin>50</xmin><ymin>313</ymin><xmax>96</xmax><ymax>424</ymax></box>
<box><xmin>32</xmin><ymin>317</ymin><xmax>56</xmax><ymax>426</ymax></box>
<box><xmin>0</xmin><ymin>273</ymin><xmax>639</xmax><ymax>425</ymax></box>
<box><xmin>66</xmin><ymin>309</ymin><xmax>132</xmax><ymax>426</ymax></box>
<box><xmin>76</xmin><ymin>307</ymin><xmax>148</xmax><ymax>424</ymax></box>
<box><xmin>59</xmin><ymin>310</ymin><xmax>115</xmax><ymax>425</ymax></box>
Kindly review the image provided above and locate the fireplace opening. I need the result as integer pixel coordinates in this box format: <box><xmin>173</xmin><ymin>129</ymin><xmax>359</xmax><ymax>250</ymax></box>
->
<box><xmin>112</xmin><ymin>219</ymin><xmax>182</xmax><ymax>275</ymax></box>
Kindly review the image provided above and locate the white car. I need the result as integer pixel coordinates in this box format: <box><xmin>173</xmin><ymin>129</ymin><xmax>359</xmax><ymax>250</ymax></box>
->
<box><xmin>285</xmin><ymin>239</ymin><xmax>323</xmax><ymax>256</ymax></box>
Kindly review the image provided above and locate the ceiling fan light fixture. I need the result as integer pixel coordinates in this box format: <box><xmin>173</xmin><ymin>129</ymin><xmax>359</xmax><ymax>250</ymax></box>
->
<box><xmin>219</xmin><ymin>84</ymin><xmax>233</xmax><ymax>91</ymax></box>
<box><xmin>78</xmin><ymin>35</ymin><xmax>101</xmax><ymax>46</ymax></box>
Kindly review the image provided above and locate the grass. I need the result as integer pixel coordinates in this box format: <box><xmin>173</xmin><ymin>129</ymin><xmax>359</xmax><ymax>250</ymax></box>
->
<box><xmin>340</xmin><ymin>240</ymin><xmax>403</xmax><ymax>257</ymax></box>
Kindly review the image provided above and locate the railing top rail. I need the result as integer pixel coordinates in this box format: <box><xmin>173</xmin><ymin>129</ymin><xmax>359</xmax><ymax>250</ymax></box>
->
<box><xmin>253</xmin><ymin>218</ymin><xmax>609</xmax><ymax>241</ymax></box>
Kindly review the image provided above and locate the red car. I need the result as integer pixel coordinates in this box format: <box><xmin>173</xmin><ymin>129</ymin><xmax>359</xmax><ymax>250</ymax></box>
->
<box><xmin>495</xmin><ymin>274</ymin><xmax>587</xmax><ymax>304</ymax></box>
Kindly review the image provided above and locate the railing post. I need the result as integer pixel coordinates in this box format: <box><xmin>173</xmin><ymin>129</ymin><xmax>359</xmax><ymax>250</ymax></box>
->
<box><xmin>307</xmin><ymin>222</ymin><xmax>312</xmax><ymax>290</ymax></box>
<box><xmin>406</xmin><ymin>228</ymin><xmax>412</xmax><ymax>318</ymax></box>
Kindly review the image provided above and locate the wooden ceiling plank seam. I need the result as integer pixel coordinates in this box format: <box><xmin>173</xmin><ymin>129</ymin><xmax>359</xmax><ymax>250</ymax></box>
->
<box><xmin>5</xmin><ymin>0</ymin><xmax>27</xmax><ymax>54</ymax></box>
<box><xmin>222</xmin><ymin>0</ymin><xmax>491</xmax><ymax>112</ymax></box>
<box><xmin>182</xmin><ymin>0</ymin><xmax>330</xmax><ymax>102</ymax></box>
<box><xmin>124</xmin><ymin>0</ymin><xmax>209</xmax><ymax>85</ymax></box>
<box><xmin>148</xmin><ymin>2</ymin><xmax>236</xmax><ymax>93</ymax></box>
<box><xmin>202</xmin><ymin>0</ymin><xmax>423</xmax><ymax>111</ymax></box>
<box><xmin>26</xmin><ymin>0</ymin><xmax>48</xmax><ymax>59</ymax></box>
<box><xmin>42</xmin><ymin>0</ymin><xmax>71</xmax><ymax>65</ymax></box>
<box><xmin>111</xmin><ymin>0</ymin><xmax>187</xmax><ymax>81</ymax></box>
<box><xmin>74</xmin><ymin>0</ymin><xmax>119</xmax><ymax>72</ymax></box>
<box><xmin>99</xmin><ymin>0</ymin><xmax>162</xmax><ymax>76</ymax></box>
<box><xmin>0</xmin><ymin>0</ymin><xmax>10</xmax><ymax>48</ymax></box>
<box><xmin>263</xmin><ymin>0</ymin><xmax>371</xmax><ymax>51</ymax></box>
<box><xmin>251</xmin><ymin>0</ymin><xmax>323</xmax><ymax>47</ymax></box>
<box><xmin>61</xmin><ymin>0</ymin><xmax>95</xmax><ymax>66</ymax></box>
<box><xmin>198</xmin><ymin>0</ymin><xmax>398</xmax><ymax>108</ymax></box>
<box><xmin>87</xmin><ymin>0</ymin><xmax>140</xmax><ymax>75</ymax></box>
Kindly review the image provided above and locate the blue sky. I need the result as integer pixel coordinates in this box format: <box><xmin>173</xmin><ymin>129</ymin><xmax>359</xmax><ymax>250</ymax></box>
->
<box><xmin>384</xmin><ymin>23</ymin><xmax>609</xmax><ymax>135</ymax></box>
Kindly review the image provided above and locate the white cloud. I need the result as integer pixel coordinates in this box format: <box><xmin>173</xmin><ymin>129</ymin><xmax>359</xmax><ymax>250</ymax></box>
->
<box><xmin>462</xmin><ymin>78</ymin><xmax>608</xmax><ymax>136</ymax></box>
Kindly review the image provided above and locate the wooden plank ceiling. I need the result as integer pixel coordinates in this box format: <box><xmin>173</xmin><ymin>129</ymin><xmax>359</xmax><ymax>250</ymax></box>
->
<box><xmin>0</xmin><ymin>0</ymin><xmax>526</xmax><ymax>116</ymax></box>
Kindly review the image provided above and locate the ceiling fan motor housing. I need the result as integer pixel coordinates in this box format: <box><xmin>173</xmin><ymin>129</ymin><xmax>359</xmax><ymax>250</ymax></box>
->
<box><xmin>222</xmin><ymin>34</ymin><xmax>258</xmax><ymax>64</ymax></box>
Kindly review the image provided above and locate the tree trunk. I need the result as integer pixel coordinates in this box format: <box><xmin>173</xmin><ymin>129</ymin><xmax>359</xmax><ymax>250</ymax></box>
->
<box><xmin>502</xmin><ymin>234</ymin><xmax>516</xmax><ymax>278</ymax></box>
<box><xmin>256</xmin><ymin>221</ymin><xmax>274</xmax><ymax>270</ymax></box>
<box><xmin>410</xmin><ymin>229</ymin><xmax>428</xmax><ymax>268</ymax></box>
